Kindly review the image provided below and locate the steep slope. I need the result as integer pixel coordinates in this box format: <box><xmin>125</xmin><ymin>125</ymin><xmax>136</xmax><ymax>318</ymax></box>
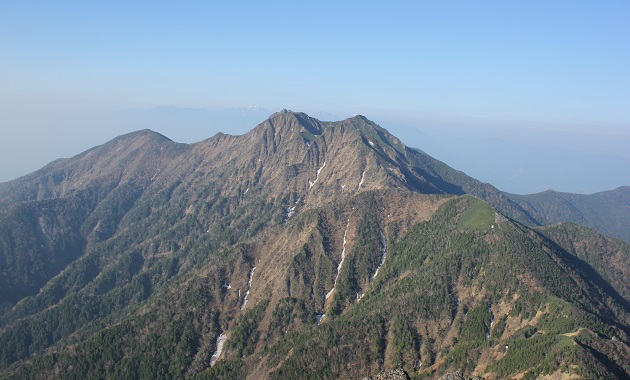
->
<box><xmin>0</xmin><ymin>111</ymin><xmax>537</xmax><ymax>314</ymax></box>
<box><xmin>0</xmin><ymin>130</ymin><xmax>186</xmax><ymax>310</ymax></box>
<box><xmin>508</xmin><ymin>187</ymin><xmax>630</xmax><ymax>244</ymax></box>
<box><xmin>253</xmin><ymin>197</ymin><xmax>629</xmax><ymax>380</ymax></box>
<box><xmin>5</xmin><ymin>196</ymin><xmax>628</xmax><ymax>380</ymax></box>
<box><xmin>0</xmin><ymin>111</ymin><xmax>628</xmax><ymax>379</ymax></box>
<box><xmin>537</xmin><ymin>223</ymin><xmax>630</xmax><ymax>305</ymax></box>
<box><xmin>0</xmin><ymin>110</ymin><xmax>464</xmax><ymax>367</ymax></box>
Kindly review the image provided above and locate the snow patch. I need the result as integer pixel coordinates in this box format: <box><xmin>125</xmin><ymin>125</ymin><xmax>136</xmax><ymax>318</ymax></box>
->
<box><xmin>317</xmin><ymin>162</ymin><xmax>326</xmax><ymax>176</ymax></box>
<box><xmin>309</xmin><ymin>161</ymin><xmax>326</xmax><ymax>188</ymax></box>
<box><xmin>316</xmin><ymin>314</ymin><xmax>325</xmax><ymax>323</ymax></box>
<box><xmin>336</xmin><ymin>225</ymin><xmax>349</xmax><ymax>274</ymax></box>
<box><xmin>368</xmin><ymin>140</ymin><xmax>375</xmax><ymax>146</ymax></box>
<box><xmin>357</xmin><ymin>168</ymin><xmax>366</xmax><ymax>190</ymax></box>
<box><xmin>370</xmin><ymin>231</ymin><xmax>387</xmax><ymax>282</ymax></box>
<box><xmin>325</xmin><ymin>288</ymin><xmax>335</xmax><ymax>300</ymax></box>
<box><xmin>326</xmin><ymin>221</ymin><xmax>350</xmax><ymax>300</ymax></box>
<box><xmin>241</xmin><ymin>267</ymin><xmax>256</xmax><ymax>310</ymax></box>
<box><xmin>286</xmin><ymin>206</ymin><xmax>296</xmax><ymax>218</ymax></box>
<box><xmin>248</xmin><ymin>267</ymin><xmax>256</xmax><ymax>287</ymax></box>
<box><xmin>210</xmin><ymin>333</ymin><xmax>227</xmax><ymax>366</ymax></box>
<box><xmin>286</xmin><ymin>198</ymin><xmax>300</xmax><ymax>218</ymax></box>
<box><xmin>242</xmin><ymin>292</ymin><xmax>250</xmax><ymax>309</ymax></box>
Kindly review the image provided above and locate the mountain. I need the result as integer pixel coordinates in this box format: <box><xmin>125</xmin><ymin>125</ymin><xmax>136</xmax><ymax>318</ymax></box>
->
<box><xmin>111</xmin><ymin>105</ymin><xmax>273</xmax><ymax>144</ymax></box>
<box><xmin>0</xmin><ymin>111</ymin><xmax>628</xmax><ymax>379</ymax></box>
<box><xmin>508</xmin><ymin>187</ymin><xmax>630</xmax><ymax>244</ymax></box>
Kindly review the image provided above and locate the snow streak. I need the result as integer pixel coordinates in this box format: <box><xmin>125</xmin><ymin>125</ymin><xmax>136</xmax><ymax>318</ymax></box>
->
<box><xmin>309</xmin><ymin>161</ymin><xmax>326</xmax><ymax>188</ymax></box>
<box><xmin>370</xmin><ymin>231</ymin><xmax>387</xmax><ymax>282</ymax></box>
<box><xmin>241</xmin><ymin>267</ymin><xmax>256</xmax><ymax>309</ymax></box>
<box><xmin>248</xmin><ymin>267</ymin><xmax>256</xmax><ymax>287</ymax></box>
<box><xmin>210</xmin><ymin>333</ymin><xmax>227</xmax><ymax>366</ymax></box>
<box><xmin>317</xmin><ymin>162</ymin><xmax>326</xmax><ymax>177</ymax></box>
<box><xmin>326</xmin><ymin>221</ymin><xmax>349</xmax><ymax>300</ymax></box>
<box><xmin>357</xmin><ymin>168</ymin><xmax>366</xmax><ymax>190</ymax></box>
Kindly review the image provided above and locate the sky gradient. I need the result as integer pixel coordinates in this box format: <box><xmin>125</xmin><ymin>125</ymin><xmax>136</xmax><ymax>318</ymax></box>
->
<box><xmin>1</xmin><ymin>1</ymin><xmax>629</xmax><ymax>193</ymax></box>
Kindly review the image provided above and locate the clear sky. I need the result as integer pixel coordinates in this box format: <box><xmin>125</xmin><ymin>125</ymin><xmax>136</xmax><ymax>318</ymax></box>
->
<box><xmin>1</xmin><ymin>1</ymin><xmax>629</xmax><ymax>194</ymax></box>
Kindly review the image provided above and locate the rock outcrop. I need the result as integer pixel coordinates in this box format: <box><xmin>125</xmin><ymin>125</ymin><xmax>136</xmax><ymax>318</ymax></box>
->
<box><xmin>437</xmin><ymin>372</ymin><xmax>485</xmax><ymax>380</ymax></box>
<box><xmin>362</xmin><ymin>368</ymin><xmax>410</xmax><ymax>380</ymax></box>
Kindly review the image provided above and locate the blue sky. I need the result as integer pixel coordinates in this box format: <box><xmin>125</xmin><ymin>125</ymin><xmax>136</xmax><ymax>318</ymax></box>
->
<box><xmin>1</xmin><ymin>1</ymin><xmax>629</xmax><ymax>193</ymax></box>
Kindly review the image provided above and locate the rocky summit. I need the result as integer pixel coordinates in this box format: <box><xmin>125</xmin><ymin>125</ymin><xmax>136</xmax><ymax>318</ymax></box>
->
<box><xmin>0</xmin><ymin>111</ymin><xmax>628</xmax><ymax>379</ymax></box>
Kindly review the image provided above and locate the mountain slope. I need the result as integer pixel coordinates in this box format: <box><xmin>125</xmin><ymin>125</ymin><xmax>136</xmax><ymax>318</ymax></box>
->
<box><xmin>0</xmin><ymin>111</ymin><xmax>628</xmax><ymax>379</ymax></box>
<box><xmin>0</xmin><ymin>110</ymin><xmax>534</xmax><ymax>313</ymax></box>
<box><xmin>0</xmin><ymin>130</ymin><xmax>186</xmax><ymax>309</ymax></box>
<box><xmin>508</xmin><ymin>186</ymin><xmax>630</xmax><ymax>243</ymax></box>
<box><xmin>259</xmin><ymin>197</ymin><xmax>629</xmax><ymax>380</ymax></box>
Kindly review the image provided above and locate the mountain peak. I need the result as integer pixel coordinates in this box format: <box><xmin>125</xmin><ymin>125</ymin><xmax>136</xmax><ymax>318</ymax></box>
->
<box><xmin>260</xmin><ymin>109</ymin><xmax>324</xmax><ymax>138</ymax></box>
<box><xmin>261</xmin><ymin>110</ymin><xmax>401</xmax><ymax>149</ymax></box>
<box><xmin>111</xmin><ymin>128</ymin><xmax>173</xmax><ymax>144</ymax></box>
<box><xmin>0</xmin><ymin>109</ymin><xmax>628</xmax><ymax>380</ymax></box>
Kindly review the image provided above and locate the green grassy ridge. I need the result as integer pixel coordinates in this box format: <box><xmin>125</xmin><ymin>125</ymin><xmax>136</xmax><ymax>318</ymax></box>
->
<box><xmin>456</xmin><ymin>196</ymin><xmax>495</xmax><ymax>231</ymax></box>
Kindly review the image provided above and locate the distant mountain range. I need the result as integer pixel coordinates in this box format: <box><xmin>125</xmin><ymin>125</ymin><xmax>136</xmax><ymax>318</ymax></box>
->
<box><xmin>510</xmin><ymin>186</ymin><xmax>630</xmax><ymax>244</ymax></box>
<box><xmin>0</xmin><ymin>110</ymin><xmax>628</xmax><ymax>379</ymax></box>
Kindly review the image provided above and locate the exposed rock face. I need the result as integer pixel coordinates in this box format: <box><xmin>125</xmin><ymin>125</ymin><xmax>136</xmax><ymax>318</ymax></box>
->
<box><xmin>437</xmin><ymin>372</ymin><xmax>485</xmax><ymax>380</ymax></box>
<box><xmin>362</xmin><ymin>368</ymin><xmax>410</xmax><ymax>380</ymax></box>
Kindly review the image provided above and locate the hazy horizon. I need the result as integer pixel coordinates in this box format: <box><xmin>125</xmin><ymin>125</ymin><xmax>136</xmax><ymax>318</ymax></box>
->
<box><xmin>2</xmin><ymin>105</ymin><xmax>628</xmax><ymax>195</ymax></box>
<box><xmin>2</xmin><ymin>1</ymin><xmax>629</xmax><ymax>194</ymax></box>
